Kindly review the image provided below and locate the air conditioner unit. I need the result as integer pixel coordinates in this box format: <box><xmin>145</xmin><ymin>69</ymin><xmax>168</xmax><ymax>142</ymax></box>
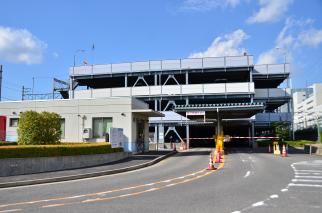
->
<box><xmin>82</xmin><ymin>128</ymin><xmax>92</xmax><ymax>139</ymax></box>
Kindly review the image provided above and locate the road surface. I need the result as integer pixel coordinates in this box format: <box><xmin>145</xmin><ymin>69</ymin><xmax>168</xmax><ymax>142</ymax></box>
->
<box><xmin>0</xmin><ymin>148</ymin><xmax>321</xmax><ymax>213</ymax></box>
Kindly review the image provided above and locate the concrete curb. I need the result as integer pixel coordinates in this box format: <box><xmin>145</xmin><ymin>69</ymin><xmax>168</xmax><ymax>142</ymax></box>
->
<box><xmin>0</xmin><ymin>150</ymin><xmax>177</xmax><ymax>188</ymax></box>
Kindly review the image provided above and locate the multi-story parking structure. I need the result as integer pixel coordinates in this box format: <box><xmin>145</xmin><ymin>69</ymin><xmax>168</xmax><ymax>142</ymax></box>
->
<box><xmin>69</xmin><ymin>55</ymin><xmax>291</xmax><ymax>148</ymax></box>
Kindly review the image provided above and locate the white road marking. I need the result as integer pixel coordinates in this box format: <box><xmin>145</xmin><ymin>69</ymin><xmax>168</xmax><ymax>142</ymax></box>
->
<box><xmin>270</xmin><ymin>194</ymin><xmax>279</xmax><ymax>199</ymax></box>
<box><xmin>252</xmin><ymin>201</ymin><xmax>264</xmax><ymax>207</ymax></box>
<box><xmin>281</xmin><ymin>188</ymin><xmax>288</xmax><ymax>192</ymax></box>
<box><xmin>244</xmin><ymin>171</ymin><xmax>251</xmax><ymax>178</ymax></box>
<box><xmin>231</xmin><ymin>211</ymin><xmax>241</xmax><ymax>213</ymax></box>
<box><xmin>294</xmin><ymin>170</ymin><xmax>322</xmax><ymax>173</ymax></box>
<box><xmin>295</xmin><ymin>175</ymin><xmax>322</xmax><ymax>179</ymax></box>
<box><xmin>292</xmin><ymin>179</ymin><xmax>322</xmax><ymax>183</ymax></box>
<box><xmin>289</xmin><ymin>183</ymin><xmax>322</xmax><ymax>188</ymax></box>
<box><xmin>295</xmin><ymin>172</ymin><xmax>322</xmax><ymax>175</ymax></box>
<box><xmin>0</xmin><ymin>210</ymin><xmax>22</xmax><ymax>213</ymax></box>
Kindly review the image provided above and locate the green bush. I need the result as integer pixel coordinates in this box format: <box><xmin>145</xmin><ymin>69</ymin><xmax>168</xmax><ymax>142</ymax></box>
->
<box><xmin>18</xmin><ymin>111</ymin><xmax>61</xmax><ymax>145</ymax></box>
<box><xmin>0</xmin><ymin>143</ymin><xmax>123</xmax><ymax>158</ymax></box>
<box><xmin>257</xmin><ymin>139</ymin><xmax>316</xmax><ymax>147</ymax></box>
<box><xmin>0</xmin><ymin>142</ymin><xmax>18</xmax><ymax>146</ymax></box>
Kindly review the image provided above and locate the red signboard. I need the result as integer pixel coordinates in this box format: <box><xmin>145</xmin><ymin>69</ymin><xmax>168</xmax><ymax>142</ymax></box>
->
<box><xmin>0</xmin><ymin>116</ymin><xmax>6</xmax><ymax>141</ymax></box>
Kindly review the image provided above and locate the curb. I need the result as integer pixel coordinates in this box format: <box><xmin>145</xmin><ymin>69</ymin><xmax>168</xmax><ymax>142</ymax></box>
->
<box><xmin>0</xmin><ymin>150</ymin><xmax>177</xmax><ymax>188</ymax></box>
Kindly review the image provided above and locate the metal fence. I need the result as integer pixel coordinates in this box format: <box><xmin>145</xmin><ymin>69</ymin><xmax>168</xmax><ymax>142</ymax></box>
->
<box><xmin>70</xmin><ymin>55</ymin><xmax>254</xmax><ymax>76</ymax></box>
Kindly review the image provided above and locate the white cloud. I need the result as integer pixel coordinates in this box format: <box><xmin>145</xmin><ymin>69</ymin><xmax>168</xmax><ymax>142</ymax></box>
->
<box><xmin>0</xmin><ymin>26</ymin><xmax>47</xmax><ymax>64</ymax></box>
<box><xmin>257</xmin><ymin>18</ymin><xmax>322</xmax><ymax>64</ymax></box>
<box><xmin>52</xmin><ymin>52</ymin><xmax>59</xmax><ymax>59</ymax></box>
<box><xmin>182</xmin><ymin>0</ymin><xmax>240</xmax><ymax>11</ymax></box>
<box><xmin>247</xmin><ymin>0</ymin><xmax>293</xmax><ymax>24</ymax></box>
<box><xmin>189</xmin><ymin>29</ymin><xmax>249</xmax><ymax>58</ymax></box>
<box><xmin>298</xmin><ymin>29</ymin><xmax>322</xmax><ymax>47</ymax></box>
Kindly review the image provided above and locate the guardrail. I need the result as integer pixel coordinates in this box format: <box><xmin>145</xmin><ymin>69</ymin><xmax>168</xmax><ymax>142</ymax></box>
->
<box><xmin>73</xmin><ymin>82</ymin><xmax>255</xmax><ymax>99</ymax></box>
<box><xmin>253</xmin><ymin>64</ymin><xmax>289</xmax><ymax>75</ymax></box>
<box><xmin>254</xmin><ymin>88</ymin><xmax>291</xmax><ymax>99</ymax></box>
<box><xmin>70</xmin><ymin>55</ymin><xmax>254</xmax><ymax>76</ymax></box>
<box><xmin>255</xmin><ymin>113</ymin><xmax>292</xmax><ymax>122</ymax></box>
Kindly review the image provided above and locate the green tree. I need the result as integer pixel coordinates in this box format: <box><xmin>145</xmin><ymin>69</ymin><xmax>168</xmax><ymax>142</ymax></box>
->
<box><xmin>272</xmin><ymin>121</ymin><xmax>290</xmax><ymax>141</ymax></box>
<box><xmin>17</xmin><ymin>111</ymin><xmax>61</xmax><ymax>145</ymax></box>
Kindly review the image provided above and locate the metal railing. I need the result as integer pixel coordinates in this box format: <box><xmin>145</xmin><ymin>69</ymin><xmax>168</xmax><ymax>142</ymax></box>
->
<box><xmin>255</xmin><ymin>113</ymin><xmax>292</xmax><ymax>122</ymax></box>
<box><xmin>70</xmin><ymin>55</ymin><xmax>254</xmax><ymax>76</ymax></box>
<box><xmin>254</xmin><ymin>88</ymin><xmax>291</xmax><ymax>99</ymax></box>
<box><xmin>73</xmin><ymin>82</ymin><xmax>255</xmax><ymax>99</ymax></box>
<box><xmin>253</xmin><ymin>64</ymin><xmax>290</xmax><ymax>75</ymax></box>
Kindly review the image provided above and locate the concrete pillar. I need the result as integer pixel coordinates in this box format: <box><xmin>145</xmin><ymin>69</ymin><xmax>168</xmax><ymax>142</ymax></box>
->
<box><xmin>185</xmin><ymin>72</ymin><xmax>189</xmax><ymax>85</ymax></box>
<box><xmin>186</xmin><ymin>125</ymin><xmax>190</xmax><ymax>149</ymax></box>
<box><xmin>251</xmin><ymin>122</ymin><xmax>257</xmax><ymax>149</ymax></box>
<box><xmin>248</xmin><ymin>125</ymin><xmax>252</xmax><ymax>148</ymax></box>
<box><xmin>154</xmin><ymin>74</ymin><xmax>157</xmax><ymax>85</ymax></box>
<box><xmin>158</xmin><ymin>124</ymin><xmax>164</xmax><ymax>144</ymax></box>
<box><xmin>125</xmin><ymin>75</ymin><xmax>128</xmax><ymax>87</ymax></box>
<box><xmin>154</xmin><ymin>99</ymin><xmax>158</xmax><ymax>149</ymax></box>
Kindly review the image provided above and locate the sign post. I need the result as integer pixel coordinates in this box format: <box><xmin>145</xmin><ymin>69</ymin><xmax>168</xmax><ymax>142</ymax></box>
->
<box><xmin>109</xmin><ymin>128</ymin><xmax>123</xmax><ymax>148</ymax></box>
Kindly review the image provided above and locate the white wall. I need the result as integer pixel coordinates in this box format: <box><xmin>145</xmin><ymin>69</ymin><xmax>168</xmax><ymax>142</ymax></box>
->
<box><xmin>0</xmin><ymin>97</ymin><xmax>151</xmax><ymax>152</ymax></box>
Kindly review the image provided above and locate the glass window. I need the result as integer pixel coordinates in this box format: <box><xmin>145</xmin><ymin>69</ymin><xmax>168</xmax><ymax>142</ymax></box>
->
<box><xmin>9</xmin><ymin>118</ymin><xmax>19</xmax><ymax>127</ymax></box>
<box><xmin>93</xmin><ymin>117</ymin><xmax>112</xmax><ymax>138</ymax></box>
<box><xmin>60</xmin><ymin>119</ymin><xmax>65</xmax><ymax>139</ymax></box>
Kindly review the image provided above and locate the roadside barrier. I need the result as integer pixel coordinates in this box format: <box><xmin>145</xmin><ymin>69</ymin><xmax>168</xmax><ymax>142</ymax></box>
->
<box><xmin>215</xmin><ymin>148</ymin><xmax>222</xmax><ymax>163</ymax></box>
<box><xmin>207</xmin><ymin>152</ymin><xmax>216</xmax><ymax>170</ymax></box>
<box><xmin>282</xmin><ymin>144</ymin><xmax>288</xmax><ymax>157</ymax></box>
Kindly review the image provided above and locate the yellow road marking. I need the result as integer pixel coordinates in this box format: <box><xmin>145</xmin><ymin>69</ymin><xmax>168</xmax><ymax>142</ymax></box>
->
<box><xmin>0</xmin><ymin>154</ymin><xmax>226</xmax><ymax>209</ymax></box>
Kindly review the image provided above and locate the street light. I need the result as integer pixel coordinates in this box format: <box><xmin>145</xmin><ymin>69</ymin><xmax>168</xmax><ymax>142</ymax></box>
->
<box><xmin>73</xmin><ymin>49</ymin><xmax>85</xmax><ymax>67</ymax></box>
<box><xmin>275</xmin><ymin>46</ymin><xmax>287</xmax><ymax>64</ymax></box>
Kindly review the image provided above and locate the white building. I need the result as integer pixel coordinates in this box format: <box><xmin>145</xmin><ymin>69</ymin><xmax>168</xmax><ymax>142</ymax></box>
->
<box><xmin>293</xmin><ymin>83</ymin><xmax>322</xmax><ymax>130</ymax></box>
<box><xmin>0</xmin><ymin>97</ymin><xmax>162</xmax><ymax>152</ymax></box>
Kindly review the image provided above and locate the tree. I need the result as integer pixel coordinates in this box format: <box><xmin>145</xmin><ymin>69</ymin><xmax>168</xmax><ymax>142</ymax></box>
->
<box><xmin>272</xmin><ymin>121</ymin><xmax>290</xmax><ymax>141</ymax></box>
<box><xmin>17</xmin><ymin>111</ymin><xmax>61</xmax><ymax>145</ymax></box>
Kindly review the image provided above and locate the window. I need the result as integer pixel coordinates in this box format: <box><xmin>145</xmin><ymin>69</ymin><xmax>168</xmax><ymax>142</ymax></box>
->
<box><xmin>9</xmin><ymin>118</ymin><xmax>19</xmax><ymax>127</ymax></box>
<box><xmin>60</xmin><ymin>119</ymin><xmax>65</xmax><ymax>139</ymax></box>
<box><xmin>93</xmin><ymin>117</ymin><xmax>113</xmax><ymax>138</ymax></box>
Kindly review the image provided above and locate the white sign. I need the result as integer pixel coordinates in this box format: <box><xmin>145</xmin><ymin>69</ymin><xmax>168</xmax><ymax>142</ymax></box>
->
<box><xmin>186</xmin><ymin>111</ymin><xmax>205</xmax><ymax>116</ymax></box>
<box><xmin>109</xmin><ymin>128</ymin><xmax>123</xmax><ymax>148</ymax></box>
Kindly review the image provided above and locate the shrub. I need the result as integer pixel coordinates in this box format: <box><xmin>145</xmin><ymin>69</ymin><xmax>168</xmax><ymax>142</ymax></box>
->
<box><xmin>17</xmin><ymin>111</ymin><xmax>61</xmax><ymax>145</ymax></box>
<box><xmin>0</xmin><ymin>142</ymin><xmax>18</xmax><ymax>146</ymax></box>
<box><xmin>0</xmin><ymin>143</ymin><xmax>122</xmax><ymax>158</ymax></box>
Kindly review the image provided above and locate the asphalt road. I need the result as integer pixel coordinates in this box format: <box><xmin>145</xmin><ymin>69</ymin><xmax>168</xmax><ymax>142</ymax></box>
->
<box><xmin>0</xmin><ymin>148</ymin><xmax>321</xmax><ymax>213</ymax></box>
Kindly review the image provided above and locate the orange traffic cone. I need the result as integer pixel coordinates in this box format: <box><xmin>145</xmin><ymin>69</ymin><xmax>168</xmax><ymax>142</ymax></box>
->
<box><xmin>207</xmin><ymin>153</ymin><xmax>216</xmax><ymax>170</ymax></box>
<box><xmin>215</xmin><ymin>149</ymin><xmax>222</xmax><ymax>163</ymax></box>
<box><xmin>282</xmin><ymin>144</ymin><xmax>287</xmax><ymax>157</ymax></box>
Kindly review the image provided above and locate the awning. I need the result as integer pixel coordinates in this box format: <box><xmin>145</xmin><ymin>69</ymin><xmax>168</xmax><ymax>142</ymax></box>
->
<box><xmin>132</xmin><ymin>109</ymin><xmax>164</xmax><ymax>117</ymax></box>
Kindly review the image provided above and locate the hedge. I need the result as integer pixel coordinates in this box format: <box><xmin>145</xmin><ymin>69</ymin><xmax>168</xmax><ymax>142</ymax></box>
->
<box><xmin>0</xmin><ymin>143</ymin><xmax>123</xmax><ymax>159</ymax></box>
<box><xmin>0</xmin><ymin>142</ymin><xmax>18</xmax><ymax>146</ymax></box>
<box><xmin>257</xmin><ymin>139</ymin><xmax>317</xmax><ymax>147</ymax></box>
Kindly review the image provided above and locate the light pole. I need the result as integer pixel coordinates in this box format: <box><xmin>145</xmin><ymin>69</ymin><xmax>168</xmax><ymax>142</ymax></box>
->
<box><xmin>73</xmin><ymin>49</ymin><xmax>85</xmax><ymax>67</ymax></box>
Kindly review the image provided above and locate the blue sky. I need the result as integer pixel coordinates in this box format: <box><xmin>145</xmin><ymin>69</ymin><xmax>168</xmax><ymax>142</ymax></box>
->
<box><xmin>0</xmin><ymin>0</ymin><xmax>322</xmax><ymax>100</ymax></box>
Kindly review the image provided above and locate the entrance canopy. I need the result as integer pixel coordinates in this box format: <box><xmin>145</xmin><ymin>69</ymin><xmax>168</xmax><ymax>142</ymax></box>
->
<box><xmin>175</xmin><ymin>102</ymin><xmax>265</xmax><ymax>119</ymax></box>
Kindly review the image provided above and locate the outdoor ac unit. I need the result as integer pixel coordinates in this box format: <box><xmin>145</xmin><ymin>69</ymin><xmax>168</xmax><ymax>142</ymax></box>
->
<box><xmin>82</xmin><ymin>128</ymin><xmax>92</xmax><ymax>139</ymax></box>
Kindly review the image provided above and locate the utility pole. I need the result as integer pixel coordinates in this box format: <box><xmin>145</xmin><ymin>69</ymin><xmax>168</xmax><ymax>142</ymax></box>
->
<box><xmin>0</xmin><ymin>65</ymin><xmax>2</xmax><ymax>102</ymax></box>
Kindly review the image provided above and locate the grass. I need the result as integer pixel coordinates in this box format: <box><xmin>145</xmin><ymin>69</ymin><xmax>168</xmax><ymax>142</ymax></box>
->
<box><xmin>257</xmin><ymin>139</ymin><xmax>318</xmax><ymax>147</ymax></box>
<box><xmin>0</xmin><ymin>142</ymin><xmax>123</xmax><ymax>159</ymax></box>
